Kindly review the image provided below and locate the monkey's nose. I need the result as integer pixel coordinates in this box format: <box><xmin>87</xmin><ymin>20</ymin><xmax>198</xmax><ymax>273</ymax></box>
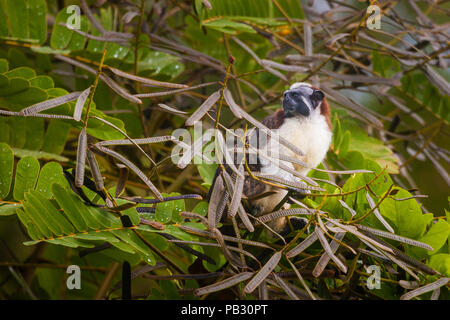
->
<box><xmin>283</xmin><ymin>91</ymin><xmax>298</xmax><ymax>107</ymax></box>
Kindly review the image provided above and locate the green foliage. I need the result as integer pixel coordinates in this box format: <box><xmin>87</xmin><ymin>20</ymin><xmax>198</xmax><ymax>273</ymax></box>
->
<box><xmin>196</xmin><ymin>0</ymin><xmax>303</xmax><ymax>34</ymax></box>
<box><xmin>0</xmin><ymin>0</ymin><xmax>47</xmax><ymax>44</ymax></box>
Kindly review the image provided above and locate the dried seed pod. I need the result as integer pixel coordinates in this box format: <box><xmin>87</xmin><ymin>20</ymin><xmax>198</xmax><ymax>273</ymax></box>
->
<box><xmin>75</xmin><ymin>128</ymin><xmax>87</xmax><ymax>188</ymax></box>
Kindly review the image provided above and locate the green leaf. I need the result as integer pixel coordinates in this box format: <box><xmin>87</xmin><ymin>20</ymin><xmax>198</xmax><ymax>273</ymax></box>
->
<box><xmin>30</xmin><ymin>46</ymin><xmax>70</xmax><ymax>55</ymax></box>
<box><xmin>67</xmin><ymin>16</ymin><xmax>90</xmax><ymax>51</ymax></box>
<box><xmin>12</xmin><ymin>148</ymin><xmax>69</xmax><ymax>162</ymax></box>
<box><xmin>172</xmin><ymin>194</ymin><xmax>186</xmax><ymax>223</ymax></box>
<box><xmin>203</xmin><ymin>19</ymin><xmax>256</xmax><ymax>34</ymax></box>
<box><xmin>338</xmin><ymin>130</ymin><xmax>350</xmax><ymax>158</ymax></box>
<box><xmin>379</xmin><ymin>187</ymin><xmax>426</xmax><ymax>239</ymax></box>
<box><xmin>41</xmin><ymin>120</ymin><xmax>71</xmax><ymax>155</ymax></box>
<box><xmin>196</xmin><ymin>156</ymin><xmax>218</xmax><ymax>188</ymax></box>
<box><xmin>35</xmin><ymin>162</ymin><xmax>66</xmax><ymax>198</ymax></box>
<box><xmin>86</xmin><ymin>205</ymin><xmax>122</xmax><ymax>229</ymax></box>
<box><xmin>200</xmin><ymin>0</ymin><xmax>304</xmax><ymax>21</ymax></box>
<box><xmin>13</xmin><ymin>156</ymin><xmax>40</xmax><ymax>201</ymax></box>
<box><xmin>340</xmin><ymin>117</ymin><xmax>398</xmax><ymax>173</ymax></box>
<box><xmin>418</xmin><ymin>220</ymin><xmax>450</xmax><ymax>255</ymax></box>
<box><xmin>24</xmin><ymin>118</ymin><xmax>44</xmax><ymax>151</ymax></box>
<box><xmin>109</xmin><ymin>241</ymin><xmax>136</xmax><ymax>254</ymax></box>
<box><xmin>47</xmin><ymin>238</ymin><xmax>94</xmax><ymax>248</ymax></box>
<box><xmin>16</xmin><ymin>208</ymin><xmax>41</xmax><ymax>240</ymax></box>
<box><xmin>25</xmin><ymin>191</ymin><xmax>73</xmax><ymax>236</ymax></box>
<box><xmin>0</xmin><ymin>118</ymin><xmax>10</xmax><ymax>144</ymax></box>
<box><xmin>74</xmin><ymin>231</ymin><xmax>119</xmax><ymax>242</ymax></box>
<box><xmin>0</xmin><ymin>203</ymin><xmax>21</xmax><ymax>216</ymax></box>
<box><xmin>30</xmin><ymin>76</ymin><xmax>54</xmax><ymax>89</ymax></box>
<box><xmin>50</xmin><ymin>8</ymin><xmax>74</xmax><ymax>49</ymax></box>
<box><xmin>192</xmin><ymin>201</ymin><xmax>208</xmax><ymax>217</ymax></box>
<box><xmin>27</xmin><ymin>0</ymin><xmax>47</xmax><ymax>44</ymax></box>
<box><xmin>52</xmin><ymin>183</ymin><xmax>121</xmax><ymax>230</ymax></box>
<box><xmin>112</xmin><ymin>229</ymin><xmax>156</xmax><ymax>264</ymax></box>
<box><xmin>4</xmin><ymin>66</ymin><xmax>36</xmax><ymax>79</ymax></box>
<box><xmin>9</xmin><ymin>117</ymin><xmax>26</xmax><ymax>148</ymax></box>
<box><xmin>84</xmin><ymin>111</ymin><xmax>127</xmax><ymax>140</ymax></box>
<box><xmin>7</xmin><ymin>47</ymin><xmax>32</xmax><ymax>68</ymax></box>
<box><xmin>0</xmin><ymin>77</ymin><xmax>30</xmax><ymax>99</ymax></box>
<box><xmin>22</xmin><ymin>196</ymin><xmax>52</xmax><ymax>238</ymax></box>
<box><xmin>0</xmin><ymin>143</ymin><xmax>14</xmax><ymax>199</ymax></box>
<box><xmin>4</xmin><ymin>0</ymin><xmax>29</xmax><ymax>40</ymax></box>
<box><xmin>115</xmin><ymin>198</ymin><xmax>139</xmax><ymax>226</ymax></box>
<box><xmin>36</xmin><ymin>268</ymin><xmax>63</xmax><ymax>299</ymax></box>
<box><xmin>156</xmin><ymin>196</ymin><xmax>174</xmax><ymax>223</ymax></box>
<box><xmin>3</xmin><ymin>86</ymin><xmax>48</xmax><ymax>106</ymax></box>
<box><xmin>428</xmin><ymin>254</ymin><xmax>450</xmax><ymax>277</ymax></box>
<box><xmin>0</xmin><ymin>74</ymin><xmax>8</xmax><ymax>88</ymax></box>
<box><xmin>52</xmin><ymin>184</ymin><xmax>88</xmax><ymax>232</ymax></box>
<box><xmin>340</xmin><ymin>150</ymin><xmax>365</xmax><ymax>170</ymax></box>
<box><xmin>0</xmin><ymin>1</ymin><xmax>8</xmax><ymax>38</ymax></box>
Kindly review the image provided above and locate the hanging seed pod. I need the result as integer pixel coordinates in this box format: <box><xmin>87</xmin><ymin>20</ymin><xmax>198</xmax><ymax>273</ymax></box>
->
<box><xmin>86</xmin><ymin>149</ymin><xmax>104</xmax><ymax>191</ymax></box>
<box><xmin>75</xmin><ymin>128</ymin><xmax>88</xmax><ymax>188</ymax></box>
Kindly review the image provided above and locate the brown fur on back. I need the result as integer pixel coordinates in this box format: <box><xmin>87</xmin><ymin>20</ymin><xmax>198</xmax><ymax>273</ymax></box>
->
<box><xmin>261</xmin><ymin>108</ymin><xmax>285</xmax><ymax>129</ymax></box>
<box><xmin>311</xmin><ymin>86</ymin><xmax>332</xmax><ymax>130</ymax></box>
<box><xmin>320</xmin><ymin>98</ymin><xmax>332</xmax><ymax>129</ymax></box>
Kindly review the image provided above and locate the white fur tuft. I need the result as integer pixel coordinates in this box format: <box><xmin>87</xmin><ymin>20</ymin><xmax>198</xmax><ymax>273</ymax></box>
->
<box><xmin>289</xmin><ymin>82</ymin><xmax>312</xmax><ymax>90</ymax></box>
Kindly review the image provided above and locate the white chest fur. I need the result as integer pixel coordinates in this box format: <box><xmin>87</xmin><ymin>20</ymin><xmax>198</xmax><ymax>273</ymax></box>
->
<box><xmin>273</xmin><ymin>112</ymin><xmax>332</xmax><ymax>175</ymax></box>
<box><xmin>250</xmin><ymin>110</ymin><xmax>332</xmax><ymax>216</ymax></box>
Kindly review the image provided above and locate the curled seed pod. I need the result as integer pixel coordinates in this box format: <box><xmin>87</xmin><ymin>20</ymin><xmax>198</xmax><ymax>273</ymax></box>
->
<box><xmin>253</xmin><ymin>208</ymin><xmax>314</xmax><ymax>226</ymax></box>
<box><xmin>286</xmin><ymin>232</ymin><xmax>319</xmax><ymax>258</ymax></box>
<box><xmin>19</xmin><ymin>91</ymin><xmax>81</xmax><ymax>115</ymax></box>
<box><xmin>107</xmin><ymin>66</ymin><xmax>187</xmax><ymax>89</ymax></box>
<box><xmin>86</xmin><ymin>149</ymin><xmax>103</xmax><ymax>191</ymax></box>
<box><xmin>365</xmin><ymin>192</ymin><xmax>395</xmax><ymax>233</ymax></box>
<box><xmin>223</xmin><ymin>88</ymin><xmax>242</xmax><ymax>119</ymax></box>
<box><xmin>400</xmin><ymin>278</ymin><xmax>449</xmax><ymax>300</ymax></box>
<box><xmin>96</xmin><ymin>136</ymin><xmax>175</xmax><ymax>146</ymax></box>
<box><xmin>74</xmin><ymin>87</ymin><xmax>91</xmax><ymax>121</ymax></box>
<box><xmin>244</xmin><ymin>251</ymin><xmax>282</xmax><ymax>294</ymax></box>
<box><xmin>194</xmin><ymin>272</ymin><xmax>254</xmax><ymax>296</ymax></box>
<box><xmin>208</xmin><ymin>174</ymin><xmax>225</xmax><ymax>229</ymax></box>
<box><xmin>315</xmin><ymin>228</ymin><xmax>347</xmax><ymax>274</ymax></box>
<box><xmin>338</xmin><ymin>200</ymin><xmax>357</xmax><ymax>217</ymax></box>
<box><xmin>211</xmin><ymin>228</ymin><xmax>246</xmax><ymax>268</ymax></box>
<box><xmin>115</xmin><ymin>164</ymin><xmax>128</xmax><ymax>198</ymax></box>
<box><xmin>356</xmin><ymin>224</ymin><xmax>433</xmax><ymax>251</ymax></box>
<box><xmin>399</xmin><ymin>280</ymin><xmax>419</xmax><ymax>290</ymax></box>
<box><xmin>313</xmin><ymin>232</ymin><xmax>346</xmax><ymax>277</ymax></box>
<box><xmin>99</xmin><ymin>73</ymin><xmax>142</xmax><ymax>104</ymax></box>
<box><xmin>272</xmin><ymin>273</ymin><xmax>299</xmax><ymax>300</ymax></box>
<box><xmin>93</xmin><ymin>145</ymin><xmax>163</xmax><ymax>200</ymax></box>
<box><xmin>238</xmin><ymin>204</ymin><xmax>254</xmax><ymax>232</ymax></box>
<box><xmin>75</xmin><ymin>128</ymin><xmax>88</xmax><ymax>188</ymax></box>
<box><xmin>185</xmin><ymin>90</ymin><xmax>221</xmax><ymax>126</ymax></box>
<box><xmin>228</xmin><ymin>165</ymin><xmax>244</xmax><ymax>218</ymax></box>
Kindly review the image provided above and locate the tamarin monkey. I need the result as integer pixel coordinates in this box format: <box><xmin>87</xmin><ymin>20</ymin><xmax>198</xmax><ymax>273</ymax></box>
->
<box><xmin>212</xmin><ymin>82</ymin><xmax>332</xmax><ymax>236</ymax></box>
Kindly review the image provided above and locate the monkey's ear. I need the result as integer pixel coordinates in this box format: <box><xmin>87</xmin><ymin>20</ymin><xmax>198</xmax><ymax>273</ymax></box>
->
<box><xmin>311</xmin><ymin>90</ymin><xmax>324</xmax><ymax>108</ymax></box>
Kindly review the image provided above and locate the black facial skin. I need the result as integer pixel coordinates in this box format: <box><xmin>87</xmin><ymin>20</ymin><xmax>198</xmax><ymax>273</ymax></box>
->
<box><xmin>282</xmin><ymin>89</ymin><xmax>324</xmax><ymax>117</ymax></box>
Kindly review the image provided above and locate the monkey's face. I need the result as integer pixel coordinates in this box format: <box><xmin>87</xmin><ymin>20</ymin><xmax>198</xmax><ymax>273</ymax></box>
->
<box><xmin>282</xmin><ymin>83</ymin><xmax>324</xmax><ymax>118</ymax></box>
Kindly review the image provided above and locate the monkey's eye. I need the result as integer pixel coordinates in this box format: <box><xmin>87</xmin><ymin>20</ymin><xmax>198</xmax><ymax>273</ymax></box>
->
<box><xmin>292</xmin><ymin>91</ymin><xmax>301</xmax><ymax>99</ymax></box>
<box><xmin>311</xmin><ymin>90</ymin><xmax>324</xmax><ymax>107</ymax></box>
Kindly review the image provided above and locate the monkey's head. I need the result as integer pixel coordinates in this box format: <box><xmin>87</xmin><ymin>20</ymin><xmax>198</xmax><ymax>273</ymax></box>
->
<box><xmin>282</xmin><ymin>82</ymin><xmax>325</xmax><ymax>118</ymax></box>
